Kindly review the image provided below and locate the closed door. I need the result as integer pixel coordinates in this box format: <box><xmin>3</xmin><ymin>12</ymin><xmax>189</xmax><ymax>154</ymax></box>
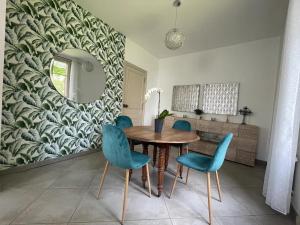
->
<box><xmin>122</xmin><ymin>62</ymin><xmax>146</xmax><ymax>125</ymax></box>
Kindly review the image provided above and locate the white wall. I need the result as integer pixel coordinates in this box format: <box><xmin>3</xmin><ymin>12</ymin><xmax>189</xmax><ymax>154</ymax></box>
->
<box><xmin>0</xmin><ymin>0</ymin><xmax>6</xmax><ymax>138</ymax></box>
<box><xmin>158</xmin><ymin>37</ymin><xmax>281</xmax><ymax>161</ymax></box>
<box><xmin>125</xmin><ymin>38</ymin><xmax>159</xmax><ymax>125</ymax></box>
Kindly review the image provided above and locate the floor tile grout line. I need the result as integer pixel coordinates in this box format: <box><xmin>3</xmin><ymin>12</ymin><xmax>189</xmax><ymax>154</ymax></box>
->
<box><xmin>152</xmin><ymin>163</ymin><xmax>173</xmax><ymax>222</ymax></box>
<box><xmin>8</xmin><ymin>188</ymin><xmax>50</xmax><ymax>225</ymax></box>
<box><xmin>223</xmin><ymin>184</ymin><xmax>276</xmax><ymax>216</ymax></box>
<box><xmin>67</xmin><ymin>187</ymin><xmax>89</xmax><ymax>224</ymax></box>
<box><xmin>87</xmin><ymin>169</ymin><xmax>100</xmax><ymax>190</ymax></box>
<box><xmin>162</xmin><ymin>192</ymin><xmax>173</xmax><ymax>221</ymax></box>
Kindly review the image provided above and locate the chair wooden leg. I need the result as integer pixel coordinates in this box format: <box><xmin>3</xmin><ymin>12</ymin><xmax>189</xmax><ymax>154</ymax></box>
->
<box><xmin>97</xmin><ymin>160</ymin><xmax>109</xmax><ymax>199</ymax></box>
<box><xmin>207</xmin><ymin>172</ymin><xmax>212</xmax><ymax>225</ymax></box>
<box><xmin>153</xmin><ymin>145</ymin><xmax>157</xmax><ymax>167</ymax></box>
<box><xmin>142</xmin><ymin>144</ymin><xmax>149</xmax><ymax>188</ymax></box>
<box><xmin>145</xmin><ymin>163</ymin><xmax>152</xmax><ymax>198</ymax></box>
<box><xmin>169</xmin><ymin>164</ymin><xmax>180</xmax><ymax>198</ymax></box>
<box><xmin>185</xmin><ymin>168</ymin><xmax>190</xmax><ymax>185</ymax></box>
<box><xmin>121</xmin><ymin>169</ymin><xmax>130</xmax><ymax>225</ymax></box>
<box><xmin>215</xmin><ymin>171</ymin><xmax>222</xmax><ymax>202</ymax></box>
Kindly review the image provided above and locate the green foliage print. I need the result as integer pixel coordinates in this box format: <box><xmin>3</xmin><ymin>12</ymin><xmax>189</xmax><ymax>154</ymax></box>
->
<box><xmin>1</xmin><ymin>0</ymin><xmax>126</xmax><ymax>170</ymax></box>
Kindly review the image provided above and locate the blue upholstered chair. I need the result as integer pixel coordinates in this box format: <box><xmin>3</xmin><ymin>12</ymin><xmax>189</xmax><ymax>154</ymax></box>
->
<box><xmin>153</xmin><ymin>120</ymin><xmax>192</xmax><ymax>173</ymax></box>
<box><xmin>172</xmin><ymin>120</ymin><xmax>192</xmax><ymax>131</ymax></box>
<box><xmin>115</xmin><ymin>115</ymin><xmax>133</xmax><ymax>129</ymax></box>
<box><xmin>116</xmin><ymin>115</ymin><xmax>141</xmax><ymax>150</ymax></box>
<box><xmin>97</xmin><ymin>124</ymin><xmax>152</xmax><ymax>224</ymax></box>
<box><xmin>170</xmin><ymin>133</ymin><xmax>233</xmax><ymax>225</ymax></box>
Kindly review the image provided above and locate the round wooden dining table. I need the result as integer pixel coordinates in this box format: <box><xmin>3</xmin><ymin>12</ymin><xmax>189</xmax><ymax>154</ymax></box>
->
<box><xmin>124</xmin><ymin>126</ymin><xmax>200</xmax><ymax>197</ymax></box>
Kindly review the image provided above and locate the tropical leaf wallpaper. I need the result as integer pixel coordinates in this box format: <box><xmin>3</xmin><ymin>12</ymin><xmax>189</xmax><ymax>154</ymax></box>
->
<box><xmin>1</xmin><ymin>0</ymin><xmax>126</xmax><ymax>170</ymax></box>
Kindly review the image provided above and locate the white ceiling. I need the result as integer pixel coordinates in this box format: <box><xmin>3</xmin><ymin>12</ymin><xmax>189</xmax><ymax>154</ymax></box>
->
<box><xmin>74</xmin><ymin>0</ymin><xmax>288</xmax><ymax>59</ymax></box>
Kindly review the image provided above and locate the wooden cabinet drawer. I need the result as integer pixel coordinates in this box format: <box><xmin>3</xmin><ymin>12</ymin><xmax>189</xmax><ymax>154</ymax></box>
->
<box><xmin>236</xmin><ymin>150</ymin><xmax>255</xmax><ymax>166</ymax></box>
<box><xmin>238</xmin><ymin>125</ymin><xmax>258</xmax><ymax>139</ymax></box>
<box><xmin>225</xmin><ymin>147</ymin><xmax>236</xmax><ymax>161</ymax></box>
<box><xmin>237</xmin><ymin>138</ymin><xmax>257</xmax><ymax>152</ymax></box>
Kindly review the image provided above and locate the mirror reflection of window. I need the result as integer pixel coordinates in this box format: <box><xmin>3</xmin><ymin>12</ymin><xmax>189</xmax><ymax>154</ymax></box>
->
<box><xmin>50</xmin><ymin>49</ymin><xmax>106</xmax><ymax>103</ymax></box>
<box><xmin>51</xmin><ymin>58</ymin><xmax>71</xmax><ymax>97</ymax></box>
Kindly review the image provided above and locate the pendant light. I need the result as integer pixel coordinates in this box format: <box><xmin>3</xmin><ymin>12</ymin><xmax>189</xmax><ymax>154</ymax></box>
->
<box><xmin>165</xmin><ymin>0</ymin><xmax>185</xmax><ymax>50</ymax></box>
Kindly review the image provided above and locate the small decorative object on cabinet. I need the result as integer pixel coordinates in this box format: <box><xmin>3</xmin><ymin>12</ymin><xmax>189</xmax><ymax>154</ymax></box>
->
<box><xmin>164</xmin><ymin>116</ymin><xmax>258</xmax><ymax>166</ymax></box>
<box><xmin>239</xmin><ymin>106</ymin><xmax>252</xmax><ymax>124</ymax></box>
<box><xmin>194</xmin><ymin>108</ymin><xmax>204</xmax><ymax>119</ymax></box>
<box><xmin>155</xmin><ymin>110</ymin><xmax>173</xmax><ymax>133</ymax></box>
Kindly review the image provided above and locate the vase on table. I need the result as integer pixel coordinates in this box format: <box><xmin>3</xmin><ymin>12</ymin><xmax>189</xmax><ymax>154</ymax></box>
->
<box><xmin>154</xmin><ymin>118</ymin><xmax>164</xmax><ymax>133</ymax></box>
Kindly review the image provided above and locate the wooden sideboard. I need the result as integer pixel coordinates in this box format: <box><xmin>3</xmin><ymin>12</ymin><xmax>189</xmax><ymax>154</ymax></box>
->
<box><xmin>164</xmin><ymin>116</ymin><xmax>258</xmax><ymax>166</ymax></box>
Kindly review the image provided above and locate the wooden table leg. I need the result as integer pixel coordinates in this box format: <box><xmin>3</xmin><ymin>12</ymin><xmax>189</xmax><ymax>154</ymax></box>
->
<box><xmin>165</xmin><ymin>145</ymin><xmax>170</xmax><ymax>171</ymax></box>
<box><xmin>153</xmin><ymin>145</ymin><xmax>157</xmax><ymax>167</ymax></box>
<box><xmin>129</xmin><ymin>139</ymin><xmax>134</xmax><ymax>151</ymax></box>
<box><xmin>157</xmin><ymin>144</ymin><xmax>166</xmax><ymax>197</ymax></box>
<box><xmin>142</xmin><ymin>143</ymin><xmax>149</xmax><ymax>189</ymax></box>
<box><xmin>179</xmin><ymin>145</ymin><xmax>183</xmax><ymax>178</ymax></box>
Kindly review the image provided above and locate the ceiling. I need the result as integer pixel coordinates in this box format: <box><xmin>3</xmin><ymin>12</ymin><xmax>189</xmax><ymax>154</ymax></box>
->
<box><xmin>74</xmin><ymin>0</ymin><xmax>289</xmax><ymax>59</ymax></box>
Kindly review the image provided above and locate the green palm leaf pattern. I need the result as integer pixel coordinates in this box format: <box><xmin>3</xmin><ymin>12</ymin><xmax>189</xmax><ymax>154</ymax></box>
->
<box><xmin>1</xmin><ymin>0</ymin><xmax>126</xmax><ymax>170</ymax></box>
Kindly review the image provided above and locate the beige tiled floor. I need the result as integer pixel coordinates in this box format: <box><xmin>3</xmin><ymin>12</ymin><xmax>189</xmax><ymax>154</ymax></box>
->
<box><xmin>0</xmin><ymin>148</ymin><xmax>295</xmax><ymax>225</ymax></box>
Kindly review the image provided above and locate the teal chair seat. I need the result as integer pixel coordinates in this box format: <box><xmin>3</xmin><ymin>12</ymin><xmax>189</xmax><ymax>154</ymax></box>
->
<box><xmin>130</xmin><ymin>151</ymin><xmax>151</xmax><ymax>169</ymax></box>
<box><xmin>177</xmin><ymin>152</ymin><xmax>212</xmax><ymax>172</ymax></box>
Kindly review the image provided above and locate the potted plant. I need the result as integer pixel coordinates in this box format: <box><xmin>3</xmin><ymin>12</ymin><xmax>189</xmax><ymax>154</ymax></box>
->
<box><xmin>194</xmin><ymin>108</ymin><xmax>204</xmax><ymax>119</ymax></box>
<box><xmin>155</xmin><ymin>109</ymin><xmax>173</xmax><ymax>133</ymax></box>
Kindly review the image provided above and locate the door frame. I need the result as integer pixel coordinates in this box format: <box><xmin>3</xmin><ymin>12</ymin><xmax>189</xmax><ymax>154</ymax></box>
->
<box><xmin>123</xmin><ymin>61</ymin><xmax>147</xmax><ymax>125</ymax></box>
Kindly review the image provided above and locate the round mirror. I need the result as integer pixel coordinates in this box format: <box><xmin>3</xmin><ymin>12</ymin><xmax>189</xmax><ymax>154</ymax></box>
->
<box><xmin>50</xmin><ymin>49</ymin><xmax>106</xmax><ymax>103</ymax></box>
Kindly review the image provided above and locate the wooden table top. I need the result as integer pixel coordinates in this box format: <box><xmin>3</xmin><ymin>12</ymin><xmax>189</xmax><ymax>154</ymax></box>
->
<box><xmin>124</xmin><ymin>126</ymin><xmax>200</xmax><ymax>144</ymax></box>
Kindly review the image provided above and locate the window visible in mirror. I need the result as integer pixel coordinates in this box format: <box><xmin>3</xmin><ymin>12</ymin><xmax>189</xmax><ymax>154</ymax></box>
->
<box><xmin>51</xmin><ymin>58</ymin><xmax>70</xmax><ymax>97</ymax></box>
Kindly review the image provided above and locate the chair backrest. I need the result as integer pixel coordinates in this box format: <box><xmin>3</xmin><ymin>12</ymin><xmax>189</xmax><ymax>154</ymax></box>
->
<box><xmin>208</xmin><ymin>133</ymin><xmax>233</xmax><ymax>172</ymax></box>
<box><xmin>115</xmin><ymin>115</ymin><xmax>133</xmax><ymax>129</ymax></box>
<box><xmin>172</xmin><ymin>120</ymin><xmax>192</xmax><ymax>131</ymax></box>
<box><xmin>102</xmin><ymin>124</ymin><xmax>133</xmax><ymax>169</ymax></box>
